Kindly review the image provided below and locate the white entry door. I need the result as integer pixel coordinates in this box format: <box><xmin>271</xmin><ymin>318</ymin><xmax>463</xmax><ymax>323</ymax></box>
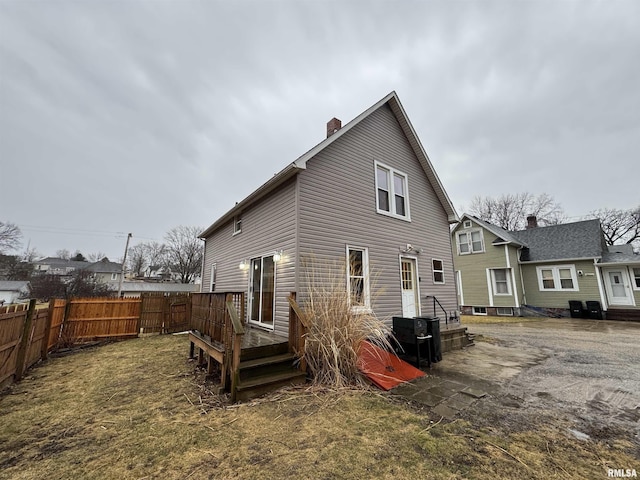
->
<box><xmin>401</xmin><ymin>258</ymin><xmax>419</xmax><ymax>317</ymax></box>
<box><xmin>604</xmin><ymin>268</ymin><xmax>633</xmax><ymax>306</ymax></box>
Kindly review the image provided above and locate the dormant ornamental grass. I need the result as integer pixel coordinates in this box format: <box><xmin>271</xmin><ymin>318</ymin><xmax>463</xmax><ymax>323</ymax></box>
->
<box><xmin>299</xmin><ymin>256</ymin><xmax>396</xmax><ymax>387</ymax></box>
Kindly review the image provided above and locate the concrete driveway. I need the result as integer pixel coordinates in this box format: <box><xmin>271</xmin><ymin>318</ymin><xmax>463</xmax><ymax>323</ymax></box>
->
<box><xmin>402</xmin><ymin>317</ymin><xmax>640</xmax><ymax>445</ymax></box>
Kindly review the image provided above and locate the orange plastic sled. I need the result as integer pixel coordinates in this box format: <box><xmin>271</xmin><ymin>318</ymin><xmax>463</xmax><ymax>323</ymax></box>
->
<box><xmin>357</xmin><ymin>341</ymin><xmax>425</xmax><ymax>391</ymax></box>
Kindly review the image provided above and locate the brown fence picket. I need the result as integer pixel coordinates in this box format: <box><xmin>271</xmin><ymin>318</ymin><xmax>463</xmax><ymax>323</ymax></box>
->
<box><xmin>63</xmin><ymin>297</ymin><xmax>141</xmax><ymax>343</ymax></box>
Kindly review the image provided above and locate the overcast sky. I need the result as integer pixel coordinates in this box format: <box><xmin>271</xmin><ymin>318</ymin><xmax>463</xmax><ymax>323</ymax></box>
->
<box><xmin>1</xmin><ymin>0</ymin><xmax>638</xmax><ymax>260</ymax></box>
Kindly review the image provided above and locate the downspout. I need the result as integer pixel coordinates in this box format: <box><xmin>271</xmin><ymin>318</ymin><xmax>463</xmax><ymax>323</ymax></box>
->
<box><xmin>518</xmin><ymin>246</ymin><xmax>527</xmax><ymax>305</ymax></box>
<box><xmin>594</xmin><ymin>258</ymin><xmax>608</xmax><ymax>310</ymax></box>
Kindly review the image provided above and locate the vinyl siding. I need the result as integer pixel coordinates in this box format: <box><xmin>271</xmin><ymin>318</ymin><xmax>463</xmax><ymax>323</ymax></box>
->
<box><xmin>451</xmin><ymin>225</ymin><xmax>520</xmax><ymax>308</ymax></box>
<box><xmin>521</xmin><ymin>259</ymin><xmax>601</xmax><ymax>309</ymax></box>
<box><xmin>296</xmin><ymin>104</ymin><xmax>457</xmax><ymax>324</ymax></box>
<box><xmin>202</xmin><ymin>178</ymin><xmax>297</xmax><ymax>337</ymax></box>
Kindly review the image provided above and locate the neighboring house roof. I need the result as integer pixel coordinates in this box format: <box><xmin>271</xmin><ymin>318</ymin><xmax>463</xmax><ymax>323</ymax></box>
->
<box><xmin>601</xmin><ymin>247</ymin><xmax>640</xmax><ymax>265</ymax></box>
<box><xmin>510</xmin><ymin>219</ymin><xmax>605</xmax><ymax>262</ymax></box>
<box><xmin>458</xmin><ymin>214</ymin><xmax>526</xmax><ymax>247</ymax></box>
<box><xmin>200</xmin><ymin>91</ymin><xmax>458</xmax><ymax>238</ymax></box>
<box><xmin>33</xmin><ymin>257</ymin><xmax>90</xmax><ymax>270</ymax></box>
<box><xmin>0</xmin><ymin>280</ymin><xmax>30</xmax><ymax>292</ymax></box>
<box><xmin>83</xmin><ymin>258</ymin><xmax>122</xmax><ymax>274</ymax></box>
<box><xmin>119</xmin><ymin>282</ymin><xmax>198</xmax><ymax>293</ymax></box>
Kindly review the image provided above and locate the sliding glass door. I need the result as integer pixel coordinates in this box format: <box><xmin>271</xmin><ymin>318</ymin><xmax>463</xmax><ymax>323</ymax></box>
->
<box><xmin>249</xmin><ymin>255</ymin><xmax>275</xmax><ymax>328</ymax></box>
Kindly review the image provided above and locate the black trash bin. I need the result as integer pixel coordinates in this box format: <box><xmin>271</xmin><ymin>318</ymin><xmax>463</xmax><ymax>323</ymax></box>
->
<box><xmin>415</xmin><ymin>316</ymin><xmax>442</xmax><ymax>363</ymax></box>
<box><xmin>585</xmin><ymin>301</ymin><xmax>603</xmax><ymax>320</ymax></box>
<box><xmin>568</xmin><ymin>300</ymin><xmax>584</xmax><ymax>318</ymax></box>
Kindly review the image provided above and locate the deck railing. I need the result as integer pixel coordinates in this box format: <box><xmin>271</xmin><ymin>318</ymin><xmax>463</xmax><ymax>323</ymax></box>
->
<box><xmin>288</xmin><ymin>292</ymin><xmax>308</xmax><ymax>372</ymax></box>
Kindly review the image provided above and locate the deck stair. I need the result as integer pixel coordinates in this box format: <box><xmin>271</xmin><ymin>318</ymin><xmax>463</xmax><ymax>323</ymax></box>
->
<box><xmin>235</xmin><ymin>342</ymin><xmax>306</xmax><ymax>401</ymax></box>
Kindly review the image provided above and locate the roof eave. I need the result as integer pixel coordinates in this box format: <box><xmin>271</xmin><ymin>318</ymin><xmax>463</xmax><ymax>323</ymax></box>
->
<box><xmin>519</xmin><ymin>256</ymin><xmax>602</xmax><ymax>264</ymax></box>
<box><xmin>199</xmin><ymin>164</ymin><xmax>302</xmax><ymax>239</ymax></box>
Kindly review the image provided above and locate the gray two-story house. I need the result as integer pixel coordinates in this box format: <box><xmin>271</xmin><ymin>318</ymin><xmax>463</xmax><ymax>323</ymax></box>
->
<box><xmin>200</xmin><ymin>92</ymin><xmax>459</xmax><ymax>337</ymax></box>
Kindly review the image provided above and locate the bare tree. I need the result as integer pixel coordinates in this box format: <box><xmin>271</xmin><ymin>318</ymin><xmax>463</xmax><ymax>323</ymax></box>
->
<box><xmin>586</xmin><ymin>206</ymin><xmax>640</xmax><ymax>248</ymax></box>
<box><xmin>145</xmin><ymin>241</ymin><xmax>167</xmax><ymax>268</ymax></box>
<box><xmin>87</xmin><ymin>251</ymin><xmax>107</xmax><ymax>262</ymax></box>
<box><xmin>0</xmin><ymin>222</ymin><xmax>22</xmax><ymax>253</ymax></box>
<box><xmin>468</xmin><ymin>193</ymin><xmax>566</xmax><ymax>231</ymax></box>
<box><xmin>163</xmin><ymin>226</ymin><xmax>203</xmax><ymax>283</ymax></box>
<box><xmin>127</xmin><ymin>244</ymin><xmax>147</xmax><ymax>277</ymax></box>
<box><xmin>56</xmin><ymin>249</ymin><xmax>71</xmax><ymax>260</ymax></box>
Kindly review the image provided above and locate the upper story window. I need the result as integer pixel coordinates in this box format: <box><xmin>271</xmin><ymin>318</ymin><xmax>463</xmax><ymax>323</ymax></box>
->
<box><xmin>463</xmin><ymin>220</ymin><xmax>472</xmax><ymax>229</ymax></box>
<box><xmin>432</xmin><ymin>259</ymin><xmax>444</xmax><ymax>284</ymax></box>
<box><xmin>633</xmin><ymin>268</ymin><xmax>640</xmax><ymax>290</ymax></box>
<box><xmin>111</xmin><ymin>273</ymin><xmax>118</xmax><ymax>281</ymax></box>
<box><xmin>457</xmin><ymin>230</ymin><xmax>484</xmax><ymax>254</ymax></box>
<box><xmin>536</xmin><ymin>265</ymin><xmax>578</xmax><ymax>292</ymax></box>
<box><xmin>375</xmin><ymin>161</ymin><xmax>410</xmax><ymax>221</ymax></box>
<box><xmin>233</xmin><ymin>216</ymin><xmax>242</xmax><ymax>235</ymax></box>
<box><xmin>347</xmin><ymin>246</ymin><xmax>371</xmax><ymax>312</ymax></box>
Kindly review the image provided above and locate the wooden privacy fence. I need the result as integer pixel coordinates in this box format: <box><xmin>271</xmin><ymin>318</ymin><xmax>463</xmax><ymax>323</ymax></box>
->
<box><xmin>139</xmin><ymin>292</ymin><xmax>192</xmax><ymax>334</ymax></box>
<box><xmin>0</xmin><ymin>293</ymin><xmax>199</xmax><ymax>389</ymax></box>
<box><xmin>0</xmin><ymin>300</ymin><xmax>59</xmax><ymax>388</ymax></box>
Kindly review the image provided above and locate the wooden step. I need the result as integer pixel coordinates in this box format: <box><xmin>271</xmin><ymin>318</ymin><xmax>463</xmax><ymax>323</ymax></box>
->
<box><xmin>238</xmin><ymin>353</ymin><xmax>299</xmax><ymax>381</ymax></box>
<box><xmin>240</xmin><ymin>341</ymin><xmax>289</xmax><ymax>361</ymax></box>
<box><xmin>235</xmin><ymin>369</ymin><xmax>307</xmax><ymax>402</ymax></box>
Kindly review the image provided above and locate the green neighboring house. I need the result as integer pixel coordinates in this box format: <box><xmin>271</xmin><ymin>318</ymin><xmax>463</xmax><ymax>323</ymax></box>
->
<box><xmin>451</xmin><ymin>214</ymin><xmax>640</xmax><ymax>320</ymax></box>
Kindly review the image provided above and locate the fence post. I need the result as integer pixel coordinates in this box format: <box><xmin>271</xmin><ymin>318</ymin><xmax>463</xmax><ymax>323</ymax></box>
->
<box><xmin>15</xmin><ymin>299</ymin><xmax>37</xmax><ymax>381</ymax></box>
<box><xmin>40</xmin><ymin>299</ymin><xmax>55</xmax><ymax>361</ymax></box>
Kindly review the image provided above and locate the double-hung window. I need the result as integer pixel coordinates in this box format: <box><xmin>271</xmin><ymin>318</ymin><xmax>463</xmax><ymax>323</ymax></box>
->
<box><xmin>375</xmin><ymin>162</ymin><xmax>410</xmax><ymax>220</ymax></box>
<box><xmin>536</xmin><ymin>265</ymin><xmax>578</xmax><ymax>291</ymax></box>
<box><xmin>491</xmin><ymin>269</ymin><xmax>511</xmax><ymax>295</ymax></box>
<box><xmin>233</xmin><ymin>216</ymin><xmax>242</xmax><ymax>235</ymax></box>
<box><xmin>347</xmin><ymin>246</ymin><xmax>370</xmax><ymax>311</ymax></box>
<box><xmin>457</xmin><ymin>230</ymin><xmax>484</xmax><ymax>254</ymax></box>
<box><xmin>633</xmin><ymin>268</ymin><xmax>640</xmax><ymax>290</ymax></box>
<box><xmin>432</xmin><ymin>259</ymin><xmax>445</xmax><ymax>284</ymax></box>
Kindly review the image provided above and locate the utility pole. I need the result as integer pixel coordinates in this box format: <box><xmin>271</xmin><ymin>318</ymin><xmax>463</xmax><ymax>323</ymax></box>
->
<box><xmin>117</xmin><ymin>233</ymin><xmax>132</xmax><ymax>297</ymax></box>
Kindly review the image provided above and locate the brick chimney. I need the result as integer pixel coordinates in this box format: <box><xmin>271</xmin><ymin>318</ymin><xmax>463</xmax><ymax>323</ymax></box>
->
<box><xmin>526</xmin><ymin>215</ymin><xmax>538</xmax><ymax>229</ymax></box>
<box><xmin>326</xmin><ymin>117</ymin><xmax>342</xmax><ymax>138</ymax></box>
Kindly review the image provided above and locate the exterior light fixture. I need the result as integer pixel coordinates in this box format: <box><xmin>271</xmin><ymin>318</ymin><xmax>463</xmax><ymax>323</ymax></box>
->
<box><xmin>239</xmin><ymin>259</ymin><xmax>248</xmax><ymax>270</ymax></box>
<box><xmin>273</xmin><ymin>250</ymin><xmax>283</xmax><ymax>262</ymax></box>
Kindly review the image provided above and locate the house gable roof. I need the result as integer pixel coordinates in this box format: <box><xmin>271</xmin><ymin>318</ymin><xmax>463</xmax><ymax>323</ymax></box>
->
<box><xmin>453</xmin><ymin>214</ymin><xmax>526</xmax><ymax>247</ymax></box>
<box><xmin>83</xmin><ymin>258</ymin><xmax>122</xmax><ymax>273</ymax></box>
<box><xmin>510</xmin><ymin>219</ymin><xmax>604</xmax><ymax>262</ymax></box>
<box><xmin>200</xmin><ymin>91</ymin><xmax>458</xmax><ymax>238</ymax></box>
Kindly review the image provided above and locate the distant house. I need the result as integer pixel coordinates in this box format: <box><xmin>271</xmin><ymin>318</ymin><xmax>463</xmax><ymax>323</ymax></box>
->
<box><xmin>200</xmin><ymin>91</ymin><xmax>459</xmax><ymax>337</ymax></box>
<box><xmin>0</xmin><ymin>281</ymin><xmax>30</xmax><ymax>304</ymax></box>
<box><xmin>32</xmin><ymin>257</ymin><xmax>89</xmax><ymax>277</ymax></box>
<box><xmin>451</xmin><ymin>214</ymin><xmax>640</xmax><ymax>319</ymax></box>
<box><xmin>83</xmin><ymin>258</ymin><xmax>123</xmax><ymax>287</ymax></box>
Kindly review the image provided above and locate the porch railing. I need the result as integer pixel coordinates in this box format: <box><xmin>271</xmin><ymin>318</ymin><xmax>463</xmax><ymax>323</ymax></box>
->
<box><xmin>288</xmin><ymin>292</ymin><xmax>308</xmax><ymax>372</ymax></box>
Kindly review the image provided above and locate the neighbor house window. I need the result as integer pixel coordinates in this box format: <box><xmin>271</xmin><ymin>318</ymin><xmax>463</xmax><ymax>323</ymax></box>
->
<box><xmin>633</xmin><ymin>268</ymin><xmax>640</xmax><ymax>290</ymax></box>
<box><xmin>496</xmin><ymin>307</ymin><xmax>513</xmax><ymax>316</ymax></box>
<box><xmin>472</xmin><ymin>306</ymin><xmax>487</xmax><ymax>315</ymax></box>
<box><xmin>432</xmin><ymin>259</ymin><xmax>444</xmax><ymax>284</ymax></box>
<box><xmin>463</xmin><ymin>220</ymin><xmax>472</xmax><ymax>228</ymax></box>
<box><xmin>491</xmin><ymin>269</ymin><xmax>511</xmax><ymax>295</ymax></box>
<box><xmin>111</xmin><ymin>273</ymin><xmax>118</xmax><ymax>281</ymax></box>
<box><xmin>233</xmin><ymin>216</ymin><xmax>242</xmax><ymax>235</ymax></box>
<box><xmin>347</xmin><ymin>246</ymin><xmax>370</xmax><ymax>311</ymax></box>
<box><xmin>375</xmin><ymin>161</ymin><xmax>410</xmax><ymax>220</ymax></box>
<box><xmin>536</xmin><ymin>265</ymin><xmax>578</xmax><ymax>291</ymax></box>
<box><xmin>210</xmin><ymin>263</ymin><xmax>217</xmax><ymax>292</ymax></box>
<box><xmin>457</xmin><ymin>230</ymin><xmax>484</xmax><ymax>254</ymax></box>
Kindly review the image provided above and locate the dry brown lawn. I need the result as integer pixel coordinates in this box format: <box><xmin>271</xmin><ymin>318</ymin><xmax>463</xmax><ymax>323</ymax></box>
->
<box><xmin>0</xmin><ymin>334</ymin><xmax>635</xmax><ymax>479</ymax></box>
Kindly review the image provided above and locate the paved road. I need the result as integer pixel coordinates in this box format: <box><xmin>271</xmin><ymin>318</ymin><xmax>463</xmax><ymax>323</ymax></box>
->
<box><xmin>429</xmin><ymin>318</ymin><xmax>640</xmax><ymax>443</ymax></box>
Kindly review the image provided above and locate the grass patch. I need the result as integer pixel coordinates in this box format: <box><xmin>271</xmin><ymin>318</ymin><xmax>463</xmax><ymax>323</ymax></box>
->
<box><xmin>0</xmin><ymin>335</ymin><xmax>635</xmax><ymax>479</ymax></box>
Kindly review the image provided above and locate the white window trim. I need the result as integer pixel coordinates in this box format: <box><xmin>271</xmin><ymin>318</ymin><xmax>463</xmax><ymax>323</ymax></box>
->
<box><xmin>463</xmin><ymin>220</ymin><xmax>472</xmax><ymax>228</ymax></box>
<box><xmin>374</xmin><ymin>161</ymin><xmax>411</xmax><ymax>221</ymax></box>
<box><xmin>491</xmin><ymin>268</ymin><xmax>512</xmax><ymax>296</ymax></box>
<box><xmin>632</xmin><ymin>267</ymin><xmax>640</xmax><ymax>291</ymax></box>
<box><xmin>472</xmin><ymin>306</ymin><xmax>487</xmax><ymax>316</ymax></box>
<box><xmin>111</xmin><ymin>273</ymin><xmax>118</xmax><ymax>281</ymax></box>
<box><xmin>346</xmin><ymin>245</ymin><xmax>371</xmax><ymax>313</ymax></box>
<box><xmin>457</xmin><ymin>229</ymin><xmax>485</xmax><ymax>255</ymax></box>
<box><xmin>496</xmin><ymin>307</ymin><xmax>514</xmax><ymax>316</ymax></box>
<box><xmin>210</xmin><ymin>263</ymin><xmax>217</xmax><ymax>292</ymax></box>
<box><xmin>536</xmin><ymin>265</ymin><xmax>579</xmax><ymax>292</ymax></box>
<box><xmin>432</xmin><ymin>258</ymin><xmax>445</xmax><ymax>284</ymax></box>
<box><xmin>233</xmin><ymin>216</ymin><xmax>242</xmax><ymax>236</ymax></box>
